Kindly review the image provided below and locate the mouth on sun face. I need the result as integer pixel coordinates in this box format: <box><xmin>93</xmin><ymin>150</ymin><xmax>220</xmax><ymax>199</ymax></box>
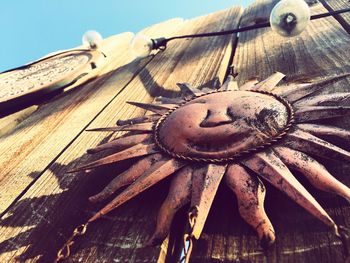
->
<box><xmin>70</xmin><ymin>71</ymin><xmax>350</xmax><ymax>251</ymax></box>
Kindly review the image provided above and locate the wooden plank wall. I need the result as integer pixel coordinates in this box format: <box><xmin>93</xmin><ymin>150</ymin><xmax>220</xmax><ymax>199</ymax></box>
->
<box><xmin>191</xmin><ymin>1</ymin><xmax>350</xmax><ymax>262</ymax></box>
<box><xmin>0</xmin><ymin>19</ymin><xmax>183</xmax><ymax>214</ymax></box>
<box><xmin>0</xmin><ymin>0</ymin><xmax>349</xmax><ymax>262</ymax></box>
<box><xmin>0</xmin><ymin>7</ymin><xmax>242</xmax><ymax>263</ymax></box>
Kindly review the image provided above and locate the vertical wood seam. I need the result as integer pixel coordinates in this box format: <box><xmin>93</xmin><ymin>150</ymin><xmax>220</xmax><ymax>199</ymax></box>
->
<box><xmin>318</xmin><ymin>0</ymin><xmax>350</xmax><ymax>34</ymax></box>
<box><xmin>0</xmin><ymin>56</ymin><xmax>156</xmax><ymax>221</ymax></box>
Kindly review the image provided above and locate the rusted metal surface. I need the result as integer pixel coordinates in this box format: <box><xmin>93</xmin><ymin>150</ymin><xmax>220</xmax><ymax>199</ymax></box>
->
<box><xmin>155</xmin><ymin>89</ymin><xmax>293</xmax><ymax>162</ymax></box>
<box><xmin>225</xmin><ymin>163</ymin><xmax>274</xmax><ymax>248</ymax></box>
<box><xmin>66</xmin><ymin>73</ymin><xmax>350</xmax><ymax>261</ymax></box>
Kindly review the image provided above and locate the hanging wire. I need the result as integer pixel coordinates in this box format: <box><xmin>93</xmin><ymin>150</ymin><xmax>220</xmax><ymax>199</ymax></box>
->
<box><xmin>151</xmin><ymin>7</ymin><xmax>350</xmax><ymax>50</ymax></box>
<box><xmin>169</xmin><ymin>7</ymin><xmax>350</xmax><ymax>40</ymax></box>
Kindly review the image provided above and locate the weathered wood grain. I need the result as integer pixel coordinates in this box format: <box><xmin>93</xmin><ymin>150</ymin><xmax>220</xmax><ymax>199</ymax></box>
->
<box><xmin>0</xmin><ymin>106</ymin><xmax>38</xmax><ymax>136</ymax></box>
<box><xmin>0</xmin><ymin>7</ymin><xmax>242</xmax><ymax>263</ymax></box>
<box><xmin>319</xmin><ymin>0</ymin><xmax>350</xmax><ymax>34</ymax></box>
<box><xmin>234</xmin><ymin>0</ymin><xmax>350</xmax><ymax>84</ymax></box>
<box><xmin>0</xmin><ymin>19</ymin><xmax>184</xmax><ymax>216</ymax></box>
<box><xmin>2</xmin><ymin>1</ymin><xmax>349</xmax><ymax>262</ymax></box>
<box><xmin>190</xmin><ymin>1</ymin><xmax>350</xmax><ymax>262</ymax></box>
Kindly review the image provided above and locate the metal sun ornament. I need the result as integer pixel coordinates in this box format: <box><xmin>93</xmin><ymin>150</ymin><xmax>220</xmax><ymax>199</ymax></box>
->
<box><xmin>60</xmin><ymin>71</ymin><xmax>350</xmax><ymax>262</ymax></box>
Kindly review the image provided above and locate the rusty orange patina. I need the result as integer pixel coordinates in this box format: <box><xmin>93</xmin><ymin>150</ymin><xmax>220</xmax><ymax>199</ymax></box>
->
<box><xmin>60</xmin><ymin>72</ymin><xmax>350</xmax><ymax>262</ymax></box>
<box><xmin>156</xmin><ymin>90</ymin><xmax>291</xmax><ymax>160</ymax></box>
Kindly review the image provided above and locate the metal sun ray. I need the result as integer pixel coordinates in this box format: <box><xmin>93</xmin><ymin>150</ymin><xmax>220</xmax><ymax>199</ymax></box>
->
<box><xmin>61</xmin><ymin>72</ymin><xmax>350</xmax><ymax>262</ymax></box>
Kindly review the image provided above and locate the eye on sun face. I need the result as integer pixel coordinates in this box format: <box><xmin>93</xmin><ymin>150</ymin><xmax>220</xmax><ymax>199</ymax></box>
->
<box><xmin>71</xmin><ymin>71</ymin><xmax>350</xmax><ymax>250</ymax></box>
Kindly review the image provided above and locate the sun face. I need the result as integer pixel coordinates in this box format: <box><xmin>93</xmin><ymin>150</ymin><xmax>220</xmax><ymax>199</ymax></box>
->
<box><xmin>155</xmin><ymin>90</ymin><xmax>291</xmax><ymax>160</ymax></box>
<box><xmin>71</xmin><ymin>72</ymin><xmax>350</xmax><ymax>249</ymax></box>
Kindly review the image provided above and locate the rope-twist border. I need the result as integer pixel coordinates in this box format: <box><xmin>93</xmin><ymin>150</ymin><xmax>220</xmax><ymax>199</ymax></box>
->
<box><xmin>153</xmin><ymin>89</ymin><xmax>294</xmax><ymax>163</ymax></box>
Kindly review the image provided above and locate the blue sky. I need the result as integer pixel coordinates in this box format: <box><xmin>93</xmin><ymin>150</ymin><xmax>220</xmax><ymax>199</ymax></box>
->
<box><xmin>1</xmin><ymin>0</ymin><xmax>252</xmax><ymax>72</ymax></box>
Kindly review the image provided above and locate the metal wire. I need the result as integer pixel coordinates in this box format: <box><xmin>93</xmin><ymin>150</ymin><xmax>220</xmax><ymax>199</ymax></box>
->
<box><xmin>162</xmin><ymin>7</ymin><xmax>350</xmax><ymax>43</ymax></box>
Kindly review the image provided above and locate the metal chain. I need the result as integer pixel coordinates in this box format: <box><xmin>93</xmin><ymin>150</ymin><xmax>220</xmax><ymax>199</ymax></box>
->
<box><xmin>179</xmin><ymin>206</ymin><xmax>198</xmax><ymax>263</ymax></box>
<box><xmin>55</xmin><ymin>223</ymin><xmax>89</xmax><ymax>262</ymax></box>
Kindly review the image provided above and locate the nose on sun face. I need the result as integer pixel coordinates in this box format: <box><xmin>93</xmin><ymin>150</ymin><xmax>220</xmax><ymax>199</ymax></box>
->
<box><xmin>200</xmin><ymin>108</ymin><xmax>233</xmax><ymax>127</ymax></box>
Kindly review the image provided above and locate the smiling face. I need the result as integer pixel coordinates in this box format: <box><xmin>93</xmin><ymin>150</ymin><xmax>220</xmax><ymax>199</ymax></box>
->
<box><xmin>157</xmin><ymin>90</ymin><xmax>289</xmax><ymax>160</ymax></box>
